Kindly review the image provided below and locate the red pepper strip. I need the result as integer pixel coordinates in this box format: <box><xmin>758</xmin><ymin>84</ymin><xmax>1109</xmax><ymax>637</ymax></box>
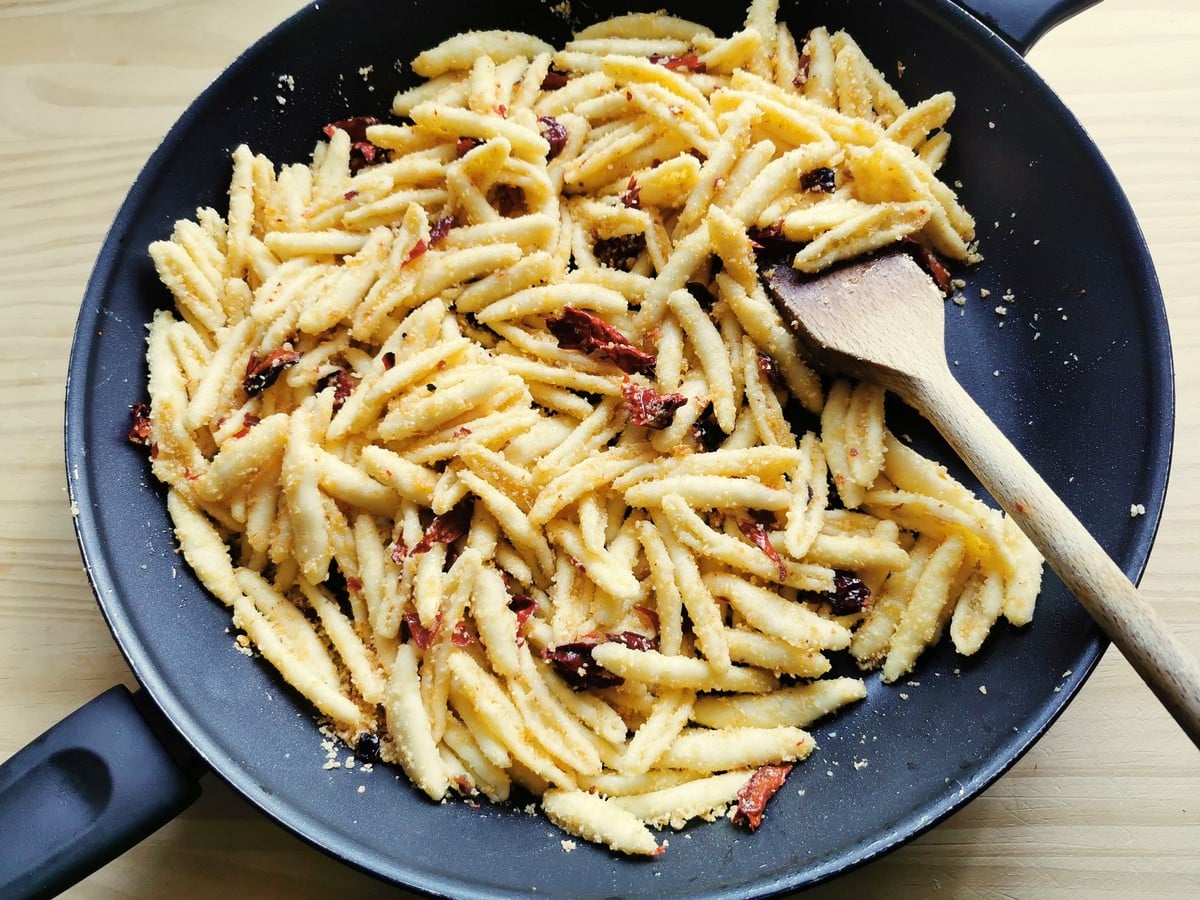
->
<box><xmin>732</xmin><ymin>764</ymin><xmax>793</xmax><ymax>831</ymax></box>
<box><xmin>622</xmin><ymin>379</ymin><xmax>687</xmax><ymax>429</ymax></box>
<box><xmin>738</xmin><ymin>519</ymin><xmax>788</xmax><ymax>581</ymax></box>
<box><xmin>410</xmin><ymin>499</ymin><xmax>473</xmax><ymax>555</ymax></box>
<box><xmin>546</xmin><ymin>307</ymin><xmax>656</xmax><ymax>377</ymax></box>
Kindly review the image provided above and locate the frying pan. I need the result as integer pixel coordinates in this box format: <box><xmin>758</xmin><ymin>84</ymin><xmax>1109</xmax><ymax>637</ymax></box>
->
<box><xmin>0</xmin><ymin>0</ymin><xmax>1173</xmax><ymax>897</ymax></box>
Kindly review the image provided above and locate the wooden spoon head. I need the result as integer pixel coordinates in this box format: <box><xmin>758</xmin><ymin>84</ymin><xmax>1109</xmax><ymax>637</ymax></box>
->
<box><xmin>763</xmin><ymin>249</ymin><xmax>949</xmax><ymax>394</ymax></box>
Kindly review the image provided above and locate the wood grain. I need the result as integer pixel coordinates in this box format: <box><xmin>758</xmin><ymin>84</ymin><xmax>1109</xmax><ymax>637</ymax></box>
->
<box><xmin>0</xmin><ymin>1</ymin><xmax>1196</xmax><ymax>898</ymax></box>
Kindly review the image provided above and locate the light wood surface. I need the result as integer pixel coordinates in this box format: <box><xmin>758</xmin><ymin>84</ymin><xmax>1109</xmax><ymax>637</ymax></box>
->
<box><xmin>0</xmin><ymin>1</ymin><xmax>1195</xmax><ymax>898</ymax></box>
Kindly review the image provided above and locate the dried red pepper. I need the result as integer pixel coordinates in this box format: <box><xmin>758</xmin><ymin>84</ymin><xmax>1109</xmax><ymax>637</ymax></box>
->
<box><xmin>757</xmin><ymin>352</ymin><xmax>782</xmax><ymax>388</ymax></box>
<box><xmin>903</xmin><ymin>238</ymin><xmax>953</xmax><ymax>294</ymax></box>
<box><xmin>508</xmin><ymin>595</ymin><xmax>538</xmax><ymax>645</ymax></box>
<box><xmin>632</xmin><ymin>605</ymin><xmax>660</xmax><ymax>638</ymax></box>
<box><xmin>243</xmin><ymin>348</ymin><xmax>301</xmax><ymax>396</ymax></box>
<box><xmin>403</xmin><ymin>238</ymin><xmax>428</xmax><ymax>266</ymax></box>
<box><xmin>128</xmin><ymin>402</ymin><xmax>152</xmax><ymax>446</ymax></box>
<box><xmin>410</xmin><ymin>499</ymin><xmax>474</xmax><ymax>556</ymax></box>
<box><xmin>748</xmin><ymin>223</ymin><xmax>786</xmax><ymax>252</ymax></box>
<box><xmin>543</xmin><ymin>631</ymin><xmax>657</xmax><ymax>691</ymax></box>
<box><xmin>620</xmin><ymin>176</ymin><xmax>641</xmax><ymax>210</ymax></box>
<box><xmin>402</xmin><ymin>611</ymin><xmax>441</xmax><ymax>650</ymax></box>
<box><xmin>429</xmin><ymin>215</ymin><xmax>455</xmax><ymax>247</ymax></box>
<box><xmin>231</xmin><ymin>414</ymin><xmax>262</xmax><ymax>439</ymax></box>
<box><xmin>738</xmin><ymin>519</ymin><xmax>788</xmax><ymax>581</ymax></box>
<box><xmin>546</xmin><ymin>306</ymin><xmax>656</xmax><ymax>377</ymax></box>
<box><xmin>316</xmin><ymin>370</ymin><xmax>355</xmax><ymax>413</ymax></box>
<box><xmin>794</xmin><ymin>50</ymin><xmax>812</xmax><ymax>88</ymax></box>
<box><xmin>323</xmin><ymin>116</ymin><xmax>387</xmax><ymax>173</ymax></box>
<box><xmin>456</xmin><ymin>136</ymin><xmax>483</xmax><ymax>157</ymax></box>
<box><xmin>323</xmin><ymin>115</ymin><xmax>378</xmax><ymax>144</ymax></box>
<box><xmin>592</xmin><ymin>233</ymin><xmax>646</xmax><ymax>272</ymax></box>
<box><xmin>824</xmin><ymin>570</ymin><xmax>872</xmax><ymax>615</ymax></box>
<box><xmin>732</xmin><ymin>764</ymin><xmax>793</xmax><ymax>831</ymax></box>
<box><xmin>692</xmin><ymin>401</ymin><xmax>724</xmax><ymax>452</ymax></box>
<box><xmin>401</xmin><ymin>607</ymin><xmax>473</xmax><ymax>650</ymax></box>
<box><xmin>648</xmin><ymin>53</ymin><xmax>706</xmax><ymax>73</ymax></box>
<box><xmin>541</xmin><ymin>67</ymin><xmax>569</xmax><ymax>90</ymax></box>
<box><xmin>538</xmin><ymin>115</ymin><xmax>568</xmax><ymax>160</ymax></box>
<box><xmin>622</xmin><ymin>379</ymin><xmax>687</xmax><ymax>430</ymax></box>
<box><xmin>490</xmin><ymin>183</ymin><xmax>527</xmax><ymax>217</ymax></box>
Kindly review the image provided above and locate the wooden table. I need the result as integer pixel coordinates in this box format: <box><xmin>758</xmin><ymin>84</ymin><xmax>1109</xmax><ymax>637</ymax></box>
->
<box><xmin>1</xmin><ymin>1</ymin><xmax>1196</xmax><ymax>897</ymax></box>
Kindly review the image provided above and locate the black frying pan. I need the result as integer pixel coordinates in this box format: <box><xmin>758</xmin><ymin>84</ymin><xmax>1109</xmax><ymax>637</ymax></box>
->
<box><xmin>0</xmin><ymin>0</ymin><xmax>1173</xmax><ymax>897</ymax></box>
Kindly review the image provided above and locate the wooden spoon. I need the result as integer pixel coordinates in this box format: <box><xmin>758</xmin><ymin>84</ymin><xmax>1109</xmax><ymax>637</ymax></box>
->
<box><xmin>764</xmin><ymin>249</ymin><xmax>1200</xmax><ymax>747</ymax></box>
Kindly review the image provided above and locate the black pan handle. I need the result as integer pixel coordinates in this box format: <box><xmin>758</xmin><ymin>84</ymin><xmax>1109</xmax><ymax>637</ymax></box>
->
<box><xmin>952</xmin><ymin>0</ymin><xmax>1102</xmax><ymax>53</ymax></box>
<box><xmin>0</xmin><ymin>686</ymin><xmax>205</xmax><ymax>899</ymax></box>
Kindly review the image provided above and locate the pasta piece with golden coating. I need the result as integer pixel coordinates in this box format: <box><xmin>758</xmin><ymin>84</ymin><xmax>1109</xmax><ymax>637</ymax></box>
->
<box><xmin>882</xmin><ymin>535</ymin><xmax>968</xmax><ymax>682</ymax></box>
<box><xmin>950</xmin><ymin>567</ymin><xmax>1006</xmax><ymax>656</ymax></box>
<box><xmin>447</xmin><ymin>652</ymin><xmax>576</xmax><ymax>789</ymax></box>
<box><xmin>411</xmin><ymin>31</ymin><xmax>555</xmax><ymax>79</ymax></box>
<box><xmin>590</xmin><ymin>643</ymin><xmax>775</xmax><ymax>694</ymax></box>
<box><xmin>657</xmin><ymin>725</ymin><xmax>813</xmax><ymax>772</ymax></box>
<box><xmin>232</xmin><ymin>588</ymin><xmax>367</xmax><ymax>732</ymax></box>
<box><xmin>707</xmin><ymin>573</ymin><xmax>852</xmax><ymax>652</ymax></box>
<box><xmin>385</xmin><ymin>642</ymin><xmax>451</xmax><ymax>801</ymax></box>
<box><xmin>608</xmin><ymin>771</ymin><xmax>750</xmax><ymax>829</ymax></box>
<box><xmin>619</xmin><ymin>688</ymin><xmax>695</xmax><ymax>775</ymax></box>
<box><xmin>691</xmin><ymin>677</ymin><xmax>866</xmax><ymax>730</ymax></box>
<box><xmin>299</xmin><ymin>580</ymin><xmax>387</xmax><ymax>706</ymax></box>
<box><xmin>541</xmin><ymin>789</ymin><xmax>662</xmax><ymax>857</ymax></box>
<box><xmin>165</xmin><ymin>489</ymin><xmax>242</xmax><ymax>609</ymax></box>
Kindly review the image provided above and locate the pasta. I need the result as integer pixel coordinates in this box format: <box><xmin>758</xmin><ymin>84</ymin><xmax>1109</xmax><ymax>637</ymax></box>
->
<box><xmin>136</xmin><ymin>0</ymin><xmax>1042</xmax><ymax>857</ymax></box>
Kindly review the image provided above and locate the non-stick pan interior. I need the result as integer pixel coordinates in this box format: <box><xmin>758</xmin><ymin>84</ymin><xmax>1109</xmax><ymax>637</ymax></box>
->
<box><xmin>66</xmin><ymin>1</ymin><xmax>1172</xmax><ymax>896</ymax></box>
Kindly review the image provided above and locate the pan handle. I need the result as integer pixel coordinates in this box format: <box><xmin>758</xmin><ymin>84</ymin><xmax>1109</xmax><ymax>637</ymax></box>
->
<box><xmin>0</xmin><ymin>686</ymin><xmax>204</xmax><ymax>899</ymax></box>
<box><xmin>952</xmin><ymin>0</ymin><xmax>1102</xmax><ymax>53</ymax></box>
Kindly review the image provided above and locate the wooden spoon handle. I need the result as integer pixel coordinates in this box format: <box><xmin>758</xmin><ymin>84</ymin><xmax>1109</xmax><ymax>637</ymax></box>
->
<box><xmin>907</xmin><ymin>368</ymin><xmax>1200</xmax><ymax>747</ymax></box>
